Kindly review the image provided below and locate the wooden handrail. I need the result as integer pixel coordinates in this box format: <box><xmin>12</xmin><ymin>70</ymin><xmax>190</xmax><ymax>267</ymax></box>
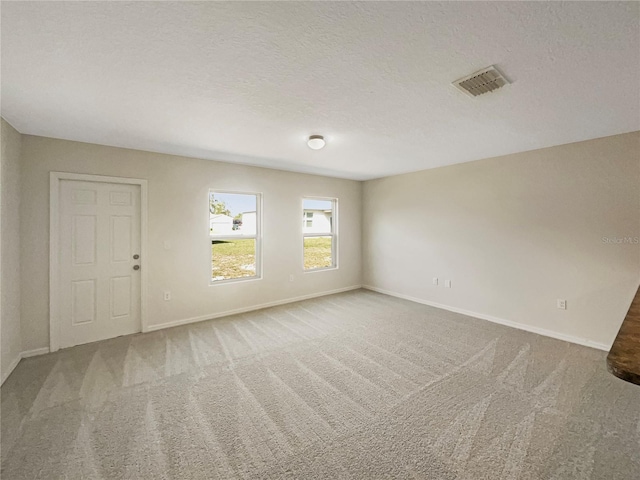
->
<box><xmin>607</xmin><ymin>285</ymin><xmax>640</xmax><ymax>385</ymax></box>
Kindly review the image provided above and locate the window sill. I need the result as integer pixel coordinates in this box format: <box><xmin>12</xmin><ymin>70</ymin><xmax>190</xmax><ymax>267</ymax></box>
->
<box><xmin>304</xmin><ymin>266</ymin><xmax>339</xmax><ymax>274</ymax></box>
<box><xmin>209</xmin><ymin>275</ymin><xmax>262</xmax><ymax>286</ymax></box>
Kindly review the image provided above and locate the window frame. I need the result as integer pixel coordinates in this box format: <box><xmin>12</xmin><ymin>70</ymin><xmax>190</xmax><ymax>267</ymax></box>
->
<box><xmin>302</xmin><ymin>196</ymin><xmax>338</xmax><ymax>272</ymax></box>
<box><xmin>209</xmin><ymin>189</ymin><xmax>263</xmax><ymax>285</ymax></box>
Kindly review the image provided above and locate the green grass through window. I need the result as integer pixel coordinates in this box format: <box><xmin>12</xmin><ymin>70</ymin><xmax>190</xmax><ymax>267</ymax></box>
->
<box><xmin>212</xmin><ymin>239</ymin><xmax>256</xmax><ymax>281</ymax></box>
<box><xmin>211</xmin><ymin>237</ymin><xmax>334</xmax><ymax>280</ymax></box>
<box><xmin>304</xmin><ymin>236</ymin><xmax>333</xmax><ymax>270</ymax></box>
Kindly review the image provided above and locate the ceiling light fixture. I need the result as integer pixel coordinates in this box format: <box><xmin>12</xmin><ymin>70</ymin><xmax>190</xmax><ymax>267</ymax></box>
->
<box><xmin>307</xmin><ymin>135</ymin><xmax>325</xmax><ymax>150</ymax></box>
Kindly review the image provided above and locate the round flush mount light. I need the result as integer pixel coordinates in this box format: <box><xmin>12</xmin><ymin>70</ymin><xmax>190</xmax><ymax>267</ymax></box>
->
<box><xmin>307</xmin><ymin>135</ymin><xmax>325</xmax><ymax>150</ymax></box>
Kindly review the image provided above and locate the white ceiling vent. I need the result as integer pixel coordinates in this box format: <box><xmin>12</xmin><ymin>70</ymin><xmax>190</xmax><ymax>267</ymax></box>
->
<box><xmin>453</xmin><ymin>66</ymin><xmax>510</xmax><ymax>97</ymax></box>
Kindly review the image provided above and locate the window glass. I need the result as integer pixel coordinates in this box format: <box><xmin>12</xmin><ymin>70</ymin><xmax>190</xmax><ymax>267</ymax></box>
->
<box><xmin>302</xmin><ymin>199</ymin><xmax>333</xmax><ymax>234</ymax></box>
<box><xmin>212</xmin><ymin>239</ymin><xmax>257</xmax><ymax>281</ymax></box>
<box><xmin>210</xmin><ymin>192</ymin><xmax>260</xmax><ymax>282</ymax></box>
<box><xmin>302</xmin><ymin>198</ymin><xmax>336</xmax><ymax>270</ymax></box>
<box><xmin>303</xmin><ymin>236</ymin><xmax>333</xmax><ymax>270</ymax></box>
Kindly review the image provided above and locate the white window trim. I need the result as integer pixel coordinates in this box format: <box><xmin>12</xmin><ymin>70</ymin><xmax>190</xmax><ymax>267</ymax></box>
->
<box><xmin>209</xmin><ymin>190</ymin><xmax>263</xmax><ymax>285</ymax></box>
<box><xmin>302</xmin><ymin>196</ymin><xmax>338</xmax><ymax>272</ymax></box>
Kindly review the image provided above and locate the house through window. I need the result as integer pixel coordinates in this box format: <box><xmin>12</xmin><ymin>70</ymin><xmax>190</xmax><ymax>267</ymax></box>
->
<box><xmin>302</xmin><ymin>197</ymin><xmax>337</xmax><ymax>270</ymax></box>
<box><xmin>209</xmin><ymin>191</ymin><xmax>261</xmax><ymax>283</ymax></box>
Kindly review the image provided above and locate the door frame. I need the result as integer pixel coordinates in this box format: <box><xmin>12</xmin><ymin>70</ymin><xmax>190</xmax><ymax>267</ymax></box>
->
<box><xmin>49</xmin><ymin>172</ymin><xmax>149</xmax><ymax>352</ymax></box>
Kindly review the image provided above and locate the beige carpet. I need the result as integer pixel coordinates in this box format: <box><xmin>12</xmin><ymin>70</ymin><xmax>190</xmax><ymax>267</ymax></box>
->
<box><xmin>2</xmin><ymin>289</ymin><xmax>639</xmax><ymax>479</ymax></box>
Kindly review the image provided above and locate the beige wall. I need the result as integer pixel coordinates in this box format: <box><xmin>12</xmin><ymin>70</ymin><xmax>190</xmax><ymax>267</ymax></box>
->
<box><xmin>12</xmin><ymin>129</ymin><xmax>640</xmax><ymax>354</ymax></box>
<box><xmin>363</xmin><ymin>132</ymin><xmax>640</xmax><ymax>348</ymax></box>
<box><xmin>20</xmin><ymin>136</ymin><xmax>362</xmax><ymax>351</ymax></box>
<box><xmin>1</xmin><ymin>118</ymin><xmax>23</xmax><ymax>381</ymax></box>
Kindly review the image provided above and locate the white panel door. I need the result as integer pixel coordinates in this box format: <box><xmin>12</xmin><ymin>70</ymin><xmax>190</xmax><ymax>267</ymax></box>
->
<box><xmin>58</xmin><ymin>180</ymin><xmax>141</xmax><ymax>348</ymax></box>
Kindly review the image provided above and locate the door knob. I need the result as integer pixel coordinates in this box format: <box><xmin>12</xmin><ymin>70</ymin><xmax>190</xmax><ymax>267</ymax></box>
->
<box><xmin>133</xmin><ymin>265</ymin><xmax>140</xmax><ymax>271</ymax></box>
<box><xmin>133</xmin><ymin>254</ymin><xmax>140</xmax><ymax>259</ymax></box>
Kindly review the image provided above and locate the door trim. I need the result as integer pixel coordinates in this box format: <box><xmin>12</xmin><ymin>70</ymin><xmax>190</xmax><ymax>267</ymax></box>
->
<box><xmin>49</xmin><ymin>172</ymin><xmax>149</xmax><ymax>352</ymax></box>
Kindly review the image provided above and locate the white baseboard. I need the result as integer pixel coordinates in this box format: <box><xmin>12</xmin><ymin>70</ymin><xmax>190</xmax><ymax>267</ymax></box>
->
<box><xmin>21</xmin><ymin>347</ymin><xmax>50</xmax><ymax>358</ymax></box>
<box><xmin>6</xmin><ymin>283</ymin><xmax>608</xmax><ymax>384</ymax></box>
<box><xmin>1</xmin><ymin>287</ymin><xmax>363</xmax><ymax>385</ymax></box>
<box><xmin>362</xmin><ymin>285</ymin><xmax>611</xmax><ymax>352</ymax></box>
<box><xmin>1</xmin><ymin>347</ymin><xmax>52</xmax><ymax>385</ymax></box>
<box><xmin>147</xmin><ymin>285</ymin><xmax>363</xmax><ymax>332</ymax></box>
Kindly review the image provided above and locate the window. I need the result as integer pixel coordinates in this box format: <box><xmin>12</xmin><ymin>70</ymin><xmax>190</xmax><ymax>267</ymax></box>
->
<box><xmin>209</xmin><ymin>191</ymin><xmax>261</xmax><ymax>283</ymax></box>
<box><xmin>302</xmin><ymin>197</ymin><xmax>337</xmax><ymax>271</ymax></box>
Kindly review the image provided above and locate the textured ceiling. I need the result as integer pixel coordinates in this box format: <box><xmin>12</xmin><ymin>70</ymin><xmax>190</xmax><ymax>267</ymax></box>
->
<box><xmin>2</xmin><ymin>2</ymin><xmax>639</xmax><ymax>180</ymax></box>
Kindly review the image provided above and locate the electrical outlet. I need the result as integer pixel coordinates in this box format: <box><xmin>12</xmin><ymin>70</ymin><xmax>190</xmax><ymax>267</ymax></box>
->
<box><xmin>445</xmin><ymin>280</ymin><xmax>452</xmax><ymax>288</ymax></box>
<box><xmin>164</xmin><ymin>291</ymin><xmax>171</xmax><ymax>301</ymax></box>
<box><xmin>557</xmin><ymin>299</ymin><xmax>566</xmax><ymax>310</ymax></box>
<box><xmin>432</xmin><ymin>277</ymin><xmax>438</xmax><ymax>286</ymax></box>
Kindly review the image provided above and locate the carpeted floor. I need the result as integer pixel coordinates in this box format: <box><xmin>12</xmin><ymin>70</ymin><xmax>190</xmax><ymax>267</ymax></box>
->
<box><xmin>2</xmin><ymin>289</ymin><xmax>639</xmax><ymax>479</ymax></box>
